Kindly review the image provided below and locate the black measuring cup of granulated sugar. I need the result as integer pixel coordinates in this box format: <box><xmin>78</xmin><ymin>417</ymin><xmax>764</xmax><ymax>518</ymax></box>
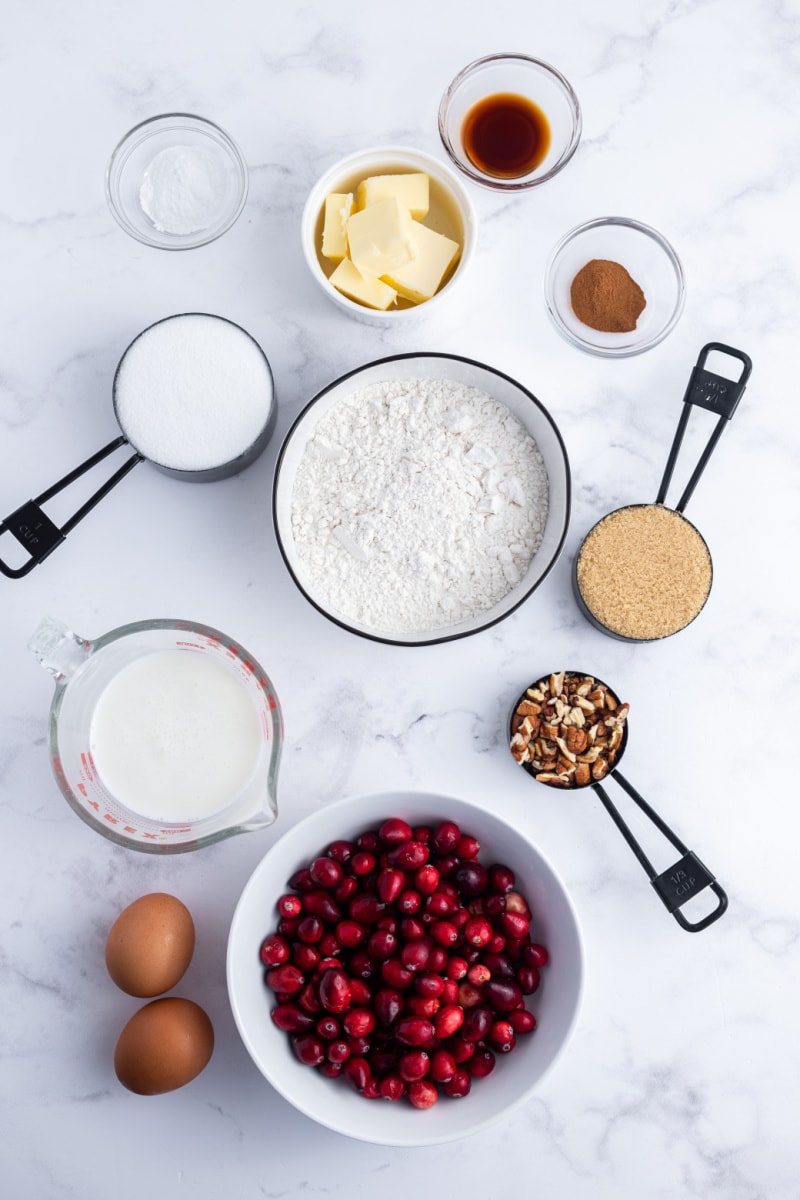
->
<box><xmin>0</xmin><ymin>313</ymin><xmax>276</xmax><ymax>579</ymax></box>
<box><xmin>509</xmin><ymin>671</ymin><xmax>728</xmax><ymax>932</ymax></box>
<box><xmin>573</xmin><ymin>342</ymin><xmax>752</xmax><ymax>642</ymax></box>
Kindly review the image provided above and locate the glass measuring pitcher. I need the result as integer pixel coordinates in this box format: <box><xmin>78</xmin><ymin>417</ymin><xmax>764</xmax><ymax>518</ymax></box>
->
<box><xmin>29</xmin><ymin>616</ymin><xmax>282</xmax><ymax>853</ymax></box>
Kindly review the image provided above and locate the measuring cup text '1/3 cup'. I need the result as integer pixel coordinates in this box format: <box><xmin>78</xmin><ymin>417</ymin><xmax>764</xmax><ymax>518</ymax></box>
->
<box><xmin>574</xmin><ymin>342</ymin><xmax>752</xmax><ymax>642</ymax></box>
<box><xmin>28</xmin><ymin>616</ymin><xmax>283</xmax><ymax>854</ymax></box>
<box><xmin>0</xmin><ymin>313</ymin><xmax>277</xmax><ymax>580</ymax></box>
<box><xmin>509</xmin><ymin>670</ymin><xmax>728</xmax><ymax>932</ymax></box>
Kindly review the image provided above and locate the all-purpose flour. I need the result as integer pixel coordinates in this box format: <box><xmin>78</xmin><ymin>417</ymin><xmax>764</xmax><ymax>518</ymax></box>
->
<box><xmin>291</xmin><ymin>378</ymin><xmax>550</xmax><ymax>633</ymax></box>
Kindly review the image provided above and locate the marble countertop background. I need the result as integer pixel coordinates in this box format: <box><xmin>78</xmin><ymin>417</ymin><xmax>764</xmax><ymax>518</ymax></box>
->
<box><xmin>2</xmin><ymin>1</ymin><xmax>798</xmax><ymax>1196</ymax></box>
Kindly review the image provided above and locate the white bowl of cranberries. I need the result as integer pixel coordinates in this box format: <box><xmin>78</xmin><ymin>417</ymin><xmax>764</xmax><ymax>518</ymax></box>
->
<box><xmin>227</xmin><ymin>790</ymin><xmax>583</xmax><ymax>1146</ymax></box>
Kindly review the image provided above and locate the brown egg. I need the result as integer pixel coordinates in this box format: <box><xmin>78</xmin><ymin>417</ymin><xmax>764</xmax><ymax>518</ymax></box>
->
<box><xmin>105</xmin><ymin>893</ymin><xmax>195</xmax><ymax>997</ymax></box>
<box><xmin>114</xmin><ymin>997</ymin><xmax>214</xmax><ymax>1095</ymax></box>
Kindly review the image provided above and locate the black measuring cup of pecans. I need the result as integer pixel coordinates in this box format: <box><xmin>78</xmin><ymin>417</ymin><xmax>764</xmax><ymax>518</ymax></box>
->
<box><xmin>509</xmin><ymin>670</ymin><xmax>728</xmax><ymax>932</ymax></box>
<box><xmin>574</xmin><ymin>342</ymin><xmax>752</xmax><ymax>641</ymax></box>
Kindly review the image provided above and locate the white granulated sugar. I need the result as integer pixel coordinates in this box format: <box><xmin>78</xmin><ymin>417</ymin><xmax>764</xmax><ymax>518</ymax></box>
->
<box><xmin>139</xmin><ymin>144</ymin><xmax>227</xmax><ymax>235</ymax></box>
<box><xmin>291</xmin><ymin>378</ymin><xmax>550</xmax><ymax>633</ymax></box>
<box><xmin>114</xmin><ymin>315</ymin><xmax>273</xmax><ymax>471</ymax></box>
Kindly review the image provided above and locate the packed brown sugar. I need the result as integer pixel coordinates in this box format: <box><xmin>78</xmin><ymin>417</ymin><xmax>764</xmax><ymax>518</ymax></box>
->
<box><xmin>576</xmin><ymin>504</ymin><xmax>712</xmax><ymax>640</ymax></box>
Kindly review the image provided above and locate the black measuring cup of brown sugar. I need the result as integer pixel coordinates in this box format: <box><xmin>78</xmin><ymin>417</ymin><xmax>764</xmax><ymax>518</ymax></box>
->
<box><xmin>509</xmin><ymin>671</ymin><xmax>728</xmax><ymax>932</ymax></box>
<box><xmin>0</xmin><ymin>313</ymin><xmax>276</xmax><ymax>579</ymax></box>
<box><xmin>574</xmin><ymin>343</ymin><xmax>752</xmax><ymax>642</ymax></box>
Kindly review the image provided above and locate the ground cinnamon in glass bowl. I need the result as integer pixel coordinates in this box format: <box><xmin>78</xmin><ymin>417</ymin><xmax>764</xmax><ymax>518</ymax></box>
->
<box><xmin>544</xmin><ymin>217</ymin><xmax>685</xmax><ymax>357</ymax></box>
<box><xmin>574</xmin><ymin>504</ymin><xmax>713</xmax><ymax>641</ymax></box>
<box><xmin>569</xmin><ymin>259</ymin><xmax>645</xmax><ymax>333</ymax></box>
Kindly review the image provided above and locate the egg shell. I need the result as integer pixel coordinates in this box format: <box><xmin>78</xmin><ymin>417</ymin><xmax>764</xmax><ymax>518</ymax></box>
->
<box><xmin>105</xmin><ymin>892</ymin><xmax>195</xmax><ymax>998</ymax></box>
<box><xmin>114</xmin><ymin>996</ymin><xmax>214</xmax><ymax>1095</ymax></box>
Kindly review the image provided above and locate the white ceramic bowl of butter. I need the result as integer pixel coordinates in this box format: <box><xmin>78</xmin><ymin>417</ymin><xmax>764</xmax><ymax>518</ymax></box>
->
<box><xmin>301</xmin><ymin>146</ymin><xmax>477</xmax><ymax>325</ymax></box>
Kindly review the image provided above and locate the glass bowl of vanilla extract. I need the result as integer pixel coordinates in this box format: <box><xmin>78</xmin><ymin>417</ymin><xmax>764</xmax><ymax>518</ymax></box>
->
<box><xmin>438</xmin><ymin>53</ymin><xmax>582</xmax><ymax>191</ymax></box>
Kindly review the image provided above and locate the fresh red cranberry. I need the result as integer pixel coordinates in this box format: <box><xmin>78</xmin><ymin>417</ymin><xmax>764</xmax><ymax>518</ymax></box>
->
<box><xmin>483</xmin><ymin>978</ymin><xmax>524</xmax><ymax>1012</ymax></box>
<box><xmin>454</xmin><ymin>861</ymin><xmax>488</xmax><ymax>897</ymax></box>
<box><xmin>348</xmin><ymin>1034</ymin><xmax>372</xmax><ymax>1056</ymax></box>
<box><xmin>408</xmin><ymin>1079</ymin><xmax>438</xmax><ymax>1109</ymax></box>
<box><xmin>455</xmin><ymin>834</ymin><xmax>480</xmax><ymax>859</ymax></box>
<box><xmin>425</xmin><ymin>891</ymin><xmax>457</xmax><ymax>918</ymax></box>
<box><xmin>278</xmin><ymin>894</ymin><xmax>302</xmax><ymax>919</ymax></box>
<box><xmin>366</xmin><ymin>929</ymin><xmax>397</xmax><ymax>961</ymax></box>
<box><xmin>291</xmin><ymin>1033</ymin><xmax>325</xmax><ymax>1067</ymax></box>
<box><xmin>260</xmin><ymin>933</ymin><xmax>289</xmax><ymax>966</ymax></box>
<box><xmin>277</xmin><ymin>916</ymin><xmax>299</xmax><ymax>938</ymax></box>
<box><xmin>429</xmin><ymin>921</ymin><xmax>459</xmax><ymax>948</ymax></box>
<box><xmin>443</xmin><ymin>1068</ymin><xmax>471</xmax><ymax>1098</ymax></box>
<box><xmin>461</xmin><ymin>1003</ymin><xmax>492</xmax><ymax>1042</ymax></box>
<box><xmin>316</xmin><ymin>1015</ymin><xmax>341</xmax><ymax>1040</ymax></box>
<box><xmin>318</xmin><ymin>968</ymin><xmax>351</xmax><ymax>1013</ymax></box>
<box><xmin>335</xmin><ymin>876</ymin><xmax>358</xmax><ymax>903</ymax></box>
<box><xmin>433</xmin><ymin>853</ymin><xmax>459</xmax><ymax>878</ymax></box>
<box><xmin>348</xmin><ymin>894</ymin><xmax>385</xmax><ymax>925</ymax></box>
<box><xmin>317</xmin><ymin>957</ymin><xmax>343</xmax><ymax>973</ymax></box>
<box><xmin>343</xmin><ymin>1056</ymin><xmax>371</xmax><ymax>1090</ymax></box>
<box><xmin>298</xmin><ymin>982</ymin><xmax>322</xmax><ymax>1013</ymax></box>
<box><xmin>414</xmin><ymin>864</ymin><xmax>440</xmax><ymax>895</ymax></box>
<box><xmin>505</xmin><ymin>891</ymin><xmax>532</xmax><ymax>917</ymax></box>
<box><xmin>319</xmin><ymin>933</ymin><xmax>341</xmax><ymax>957</ymax></box>
<box><xmin>401</xmin><ymin>939</ymin><xmax>432</xmax><ymax>972</ymax></box>
<box><xmin>489</xmin><ymin>1020</ymin><xmax>516</xmax><ymax>1053</ymax></box>
<box><xmin>350</xmin><ymin>850</ymin><xmax>376</xmax><ymax>876</ymax></box>
<box><xmin>440</xmin><ymin>979</ymin><xmax>460</xmax><ymax>1005</ymax></box>
<box><xmin>387</xmin><ymin>840</ymin><xmax>429</xmax><ymax>870</ymax></box>
<box><xmin>292</xmin><ymin>943</ymin><xmax>321</xmax><ymax>972</ymax></box>
<box><xmin>500</xmin><ymin>912</ymin><xmax>530</xmax><ymax>940</ymax></box>
<box><xmin>397</xmin><ymin>889</ymin><xmax>422</xmax><ymax>914</ymax></box>
<box><xmin>457</xmin><ymin>981</ymin><xmax>483</xmax><ymax>1008</ymax></box>
<box><xmin>406</xmin><ymin>995</ymin><xmax>440</xmax><ymax>1019</ymax></box>
<box><xmin>327</xmin><ymin>1039</ymin><xmax>351</xmax><ymax>1064</ymax></box>
<box><xmin>271</xmin><ymin>1003</ymin><xmax>315</xmax><ymax>1032</ymax></box>
<box><xmin>319</xmin><ymin>1060</ymin><xmax>342</xmax><ymax>1078</ymax></box>
<box><xmin>288</xmin><ymin>867</ymin><xmax>314</xmax><ymax>893</ymax></box>
<box><xmin>434</xmin><ymin>1004</ymin><xmax>465</xmax><ymax>1039</ymax></box>
<box><xmin>447</xmin><ymin>1036</ymin><xmax>476</xmax><ymax>1063</ymax></box>
<box><xmin>481</xmin><ymin>952</ymin><xmax>514</xmax><ymax>979</ymax></box>
<box><xmin>266</xmin><ymin>964</ymin><xmax>304</xmax><ymax>995</ymax></box>
<box><xmin>379</xmin><ymin>1074</ymin><xmax>406</xmax><ymax>1101</ymax></box>
<box><xmin>508</xmin><ymin>1009</ymin><xmax>537</xmax><ymax>1034</ymax></box>
<box><xmin>381</xmin><ymin>958</ymin><xmax>414</xmax><ymax>989</ymax></box>
<box><xmin>297</xmin><ymin>916</ymin><xmax>323</xmax><ymax>944</ymax></box>
<box><xmin>396</xmin><ymin>1017</ymin><xmax>435</xmax><ymax>1047</ymax></box>
<box><xmin>327</xmin><ymin>839</ymin><xmax>355</xmax><ymax>864</ymax></box>
<box><xmin>378</xmin><ymin>817</ymin><xmax>413</xmax><ymax>845</ymax></box>
<box><xmin>467</xmin><ymin>963</ymin><xmax>491</xmax><ymax>985</ymax></box>
<box><xmin>488</xmin><ymin>864</ymin><xmax>516</xmax><ymax>892</ymax></box>
<box><xmin>516</xmin><ymin>964</ymin><xmax>541</xmax><ymax>994</ymax></box>
<box><xmin>309</xmin><ymin>856</ymin><xmax>343</xmax><ymax>889</ymax></box>
<box><xmin>348</xmin><ymin>978</ymin><xmax>371</xmax><ymax>1006</ymax></box>
<box><xmin>414</xmin><ymin>972</ymin><xmax>445</xmax><ymax>999</ymax></box>
<box><xmin>432</xmin><ymin>821</ymin><xmax>461</xmax><ymax>854</ymax></box>
<box><xmin>464</xmin><ymin>916</ymin><xmax>493</xmax><ymax>948</ymax></box>
<box><xmin>343</xmin><ymin>1008</ymin><xmax>376</xmax><ymax>1038</ymax></box>
<box><xmin>356</xmin><ymin>829</ymin><xmax>379</xmax><ymax>852</ymax></box>
<box><xmin>374</xmin><ymin>988</ymin><xmax>403</xmax><ymax>1026</ymax></box>
<box><xmin>335</xmin><ymin>919</ymin><xmax>366</xmax><ymax>949</ymax></box>
<box><xmin>445</xmin><ymin>956</ymin><xmax>469</xmax><ymax>980</ymax></box>
<box><xmin>485</xmin><ymin>931</ymin><xmax>507</xmax><ymax>954</ymax></box>
<box><xmin>400</xmin><ymin>916</ymin><xmax>426</xmax><ymax>941</ymax></box>
<box><xmin>377</xmin><ymin>868</ymin><xmax>406</xmax><ymax>904</ymax></box>
<box><xmin>523</xmin><ymin>942</ymin><xmax>550</xmax><ymax>968</ymax></box>
<box><xmin>348</xmin><ymin>950</ymin><xmax>376</xmax><ymax>981</ymax></box>
<box><xmin>430</xmin><ymin>1048</ymin><xmax>457</xmax><ymax>1083</ymax></box>
<box><xmin>468</xmin><ymin>1047</ymin><xmax>496</xmax><ymax>1077</ymax></box>
<box><xmin>303</xmin><ymin>890</ymin><xmax>341</xmax><ymax>924</ymax></box>
<box><xmin>398</xmin><ymin>1049</ymin><xmax>430</xmax><ymax>1081</ymax></box>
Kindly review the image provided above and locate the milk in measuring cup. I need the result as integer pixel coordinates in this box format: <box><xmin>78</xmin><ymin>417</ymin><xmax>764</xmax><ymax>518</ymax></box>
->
<box><xmin>89</xmin><ymin>649</ymin><xmax>263</xmax><ymax>822</ymax></box>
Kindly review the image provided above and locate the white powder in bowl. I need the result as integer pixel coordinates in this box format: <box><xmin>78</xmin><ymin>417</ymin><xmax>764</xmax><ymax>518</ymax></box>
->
<box><xmin>290</xmin><ymin>378</ymin><xmax>549</xmax><ymax>633</ymax></box>
<box><xmin>139</xmin><ymin>144</ymin><xmax>227</xmax><ymax>235</ymax></box>
<box><xmin>114</xmin><ymin>314</ymin><xmax>273</xmax><ymax>472</ymax></box>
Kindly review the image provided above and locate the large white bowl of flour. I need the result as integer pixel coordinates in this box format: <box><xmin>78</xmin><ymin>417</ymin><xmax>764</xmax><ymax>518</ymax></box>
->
<box><xmin>273</xmin><ymin>354</ymin><xmax>570</xmax><ymax>645</ymax></box>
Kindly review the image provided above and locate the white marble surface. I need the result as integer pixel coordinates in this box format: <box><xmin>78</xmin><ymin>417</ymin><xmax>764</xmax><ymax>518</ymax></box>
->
<box><xmin>2</xmin><ymin>1</ymin><xmax>798</xmax><ymax>1196</ymax></box>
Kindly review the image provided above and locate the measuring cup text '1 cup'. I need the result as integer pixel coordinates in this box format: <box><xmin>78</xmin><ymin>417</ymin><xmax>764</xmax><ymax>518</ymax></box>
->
<box><xmin>509</xmin><ymin>670</ymin><xmax>728</xmax><ymax>932</ymax></box>
<box><xmin>29</xmin><ymin>616</ymin><xmax>283</xmax><ymax>853</ymax></box>
<box><xmin>0</xmin><ymin>313</ymin><xmax>276</xmax><ymax>579</ymax></box>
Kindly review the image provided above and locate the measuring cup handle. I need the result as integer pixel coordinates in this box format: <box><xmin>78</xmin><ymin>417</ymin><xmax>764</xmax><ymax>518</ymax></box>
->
<box><xmin>0</xmin><ymin>437</ymin><xmax>143</xmax><ymax>579</ymax></box>
<box><xmin>656</xmin><ymin>342</ymin><xmax>752</xmax><ymax>513</ymax></box>
<box><xmin>593</xmin><ymin>771</ymin><xmax>728</xmax><ymax>932</ymax></box>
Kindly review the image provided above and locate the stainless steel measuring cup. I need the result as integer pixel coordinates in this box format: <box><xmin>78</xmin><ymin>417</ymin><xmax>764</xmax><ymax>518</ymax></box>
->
<box><xmin>574</xmin><ymin>342</ymin><xmax>752</xmax><ymax>641</ymax></box>
<box><xmin>0</xmin><ymin>313</ymin><xmax>276</xmax><ymax>578</ymax></box>
<box><xmin>509</xmin><ymin>670</ymin><xmax>728</xmax><ymax>932</ymax></box>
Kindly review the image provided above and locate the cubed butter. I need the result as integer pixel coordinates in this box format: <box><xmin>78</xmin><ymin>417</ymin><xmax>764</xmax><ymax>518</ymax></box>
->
<box><xmin>356</xmin><ymin>173</ymin><xmax>430</xmax><ymax>220</ymax></box>
<box><xmin>347</xmin><ymin>197</ymin><xmax>416</xmax><ymax>279</ymax></box>
<box><xmin>329</xmin><ymin>257</ymin><xmax>397</xmax><ymax>310</ymax></box>
<box><xmin>382</xmin><ymin>220</ymin><xmax>460</xmax><ymax>303</ymax></box>
<box><xmin>321</xmin><ymin>192</ymin><xmax>354</xmax><ymax>261</ymax></box>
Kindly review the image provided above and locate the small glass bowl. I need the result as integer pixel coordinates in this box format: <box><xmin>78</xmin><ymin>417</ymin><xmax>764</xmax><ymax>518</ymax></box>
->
<box><xmin>105</xmin><ymin>113</ymin><xmax>248</xmax><ymax>250</ymax></box>
<box><xmin>438</xmin><ymin>53</ymin><xmax>581</xmax><ymax>191</ymax></box>
<box><xmin>544</xmin><ymin>217</ymin><xmax>686</xmax><ymax>357</ymax></box>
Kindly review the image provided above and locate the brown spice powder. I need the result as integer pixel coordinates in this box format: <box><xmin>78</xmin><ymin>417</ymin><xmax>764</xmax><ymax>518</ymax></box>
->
<box><xmin>576</xmin><ymin>505</ymin><xmax>712</xmax><ymax>640</ymax></box>
<box><xmin>570</xmin><ymin>259</ymin><xmax>646</xmax><ymax>333</ymax></box>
